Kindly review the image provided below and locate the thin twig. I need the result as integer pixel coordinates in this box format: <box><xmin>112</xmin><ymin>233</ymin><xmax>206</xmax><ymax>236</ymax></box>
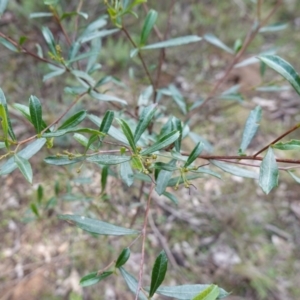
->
<box><xmin>130</xmin><ymin>181</ymin><xmax>146</xmax><ymax>227</ymax></box>
<box><xmin>179</xmin><ymin>152</ymin><xmax>300</xmax><ymax>165</ymax></box>
<box><xmin>135</xmin><ymin>183</ymin><xmax>155</xmax><ymax>300</ymax></box>
<box><xmin>17</xmin><ymin>92</ymin><xmax>87</xmax><ymax>145</ymax></box>
<box><xmin>153</xmin><ymin>0</ymin><xmax>176</xmax><ymax>103</ymax></box>
<box><xmin>253</xmin><ymin>123</ymin><xmax>300</xmax><ymax>157</ymax></box>
<box><xmin>148</xmin><ymin>211</ymin><xmax>178</xmax><ymax>268</ymax></box>
<box><xmin>187</xmin><ymin>0</ymin><xmax>282</xmax><ymax>119</ymax></box>
<box><xmin>122</xmin><ymin>27</ymin><xmax>155</xmax><ymax>88</ymax></box>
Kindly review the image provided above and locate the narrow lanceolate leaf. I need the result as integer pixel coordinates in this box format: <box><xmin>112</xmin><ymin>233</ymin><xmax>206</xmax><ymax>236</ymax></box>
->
<box><xmin>204</xmin><ymin>33</ymin><xmax>233</xmax><ymax>54</ymax></box>
<box><xmin>58</xmin><ymin>215</ymin><xmax>139</xmax><ymax>236</ymax></box>
<box><xmin>134</xmin><ymin>104</ymin><xmax>156</xmax><ymax>143</ymax></box>
<box><xmin>99</xmin><ymin>110</ymin><xmax>114</xmax><ymax>134</ymax></box>
<box><xmin>210</xmin><ymin>160</ymin><xmax>258</xmax><ymax>179</ymax></box>
<box><xmin>273</xmin><ymin>139</ymin><xmax>300</xmax><ymax>150</ymax></box>
<box><xmin>101</xmin><ymin>165</ymin><xmax>108</xmax><ymax>192</ymax></box>
<box><xmin>120</xmin><ymin>161</ymin><xmax>134</xmax><ymax>186</ymax></box>
<box><xmin>288</xmin><ymin>170</ymin><xmax>300</xmax><ymax>184</ymax></box>
<box><xmin>155</xmin><ymin>284</ymin><xmax>229</xmax><ymax>299</ymax></box>
<box><xmin>115</xmin><ymin>248</ymin><xmax>130</xmax><ymax>268</ymax></box>
<box><xmin>141</xmin><ymin>130</ymin><xmax>180</xmax><ymax>155</ymax></box>
<box><xmin>44</xmin><ymin>156</ymin><xmax>85</xmax><ymax>166</ymax></box>
<box><xmin>14</xmin><ymin>154</ymin><xmax>33</xmax><ymax>183</ymax></box>
<box><xmin>156</xmin><ymin>160</ymin><xmax>177</xmax><ymax>195</ymax></box>
<box><xmin>58</xmin><ymin>110</ymin><xmax>87</xmax><ymax>130</ymax></box>
<box><xmin>87</xmin><ymin>154</ymin><xmax>131</xmax><ymax>165</ymax></box>
<box><xmin>29</xmin><ymin>95</ymin><xmax>43</xmax><ymax>134</ymax></box>
<box><xmin>258</xmin><ymin>55</ymin><xmax>300</xmax><ymax>96</ymax></box>
<box><xmin>119</xmin><ymin>267</ymin><xmax>148</xmax><ymax>300</ymax></box>
<box><xmin>172</xmin><ymin>117</ymin><xmax>182</xmax><ymax>152</ymax></box>
<box><xmin>140</xmin><ymin>35</ymin><xmax>202</xmax><ymax>50</ymax></box>
<box><xmin>42</xmin><ymin>127</ymin><xmax>104</xmax><ymax>138</ymax></box>
<box><xmin>0</xmin><ymin>89</ymin><xmax>16</xmax><ymax>141</ymax></box>
<box><xmin>163</xmin><ymin>191</ymin><xmax>178</xmax><ymax>205</ymax></box>
<box><xmin>192</xmin><ymin>284</ymin><xmax>220</xmax><ymax>300</ymax></box>
<box><xmin>140</xmin><ymin>9</ymin><xmax>158</xmax><ymax>45</ymax></box>
<box><xmin>153</xmin><ymin>162</ymin><xmax>178</xmax><ymax>172</ymax></box>
<box><xmin>259</xmin><ymin>147</ymin><xmax>278</xmax><ymax>194</ymax></box>
<box><xmin>0</xmin><ymin>37</ymin><xmax>18</xmax><ymax>52</ymax></box>
<box><xmin>41</xmin><ymin>26</ymin><xmax>57</xmax><ymax>55</ymax></box>
<box><xmin>149</xmin><ymin>251</ymin><xmax>168</xmax><ymax>297</ymax></box>
<box><xmin>0</xmin><ymin>139</ymin><xmax>46</xmax><ymax>175</ymax></box>
<box><xmin>184</xmin><ymin>142</ymin><xmax>203</xmax><ymax>167</ymax></box>
<box><xmin>239</xmin><ymin>106</ymin><xmax>262</xmax><ymax>153</ymax></box>
<box><xmin>118</xmin><ymin>119</ymin><xmax>137</xmax><ymax>153</ymax></box>
<box><xmin>80</xmin><ymin>271</ymin><xmax>113</xmax><ymax>287</ymax></box>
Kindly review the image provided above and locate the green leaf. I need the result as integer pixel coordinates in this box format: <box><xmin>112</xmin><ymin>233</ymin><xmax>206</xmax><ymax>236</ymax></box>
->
<box><xmin>99</xmin><ymin>110</ymin><xmax>114</xmax><ymax>135</ymax></box>
<box><xmin>80</xmin><ymin>271</ymin><xmax>113</xmax><ymax>287</ymax></box>
<box><xmin>115</xmin><ymin>248</ymin><xmax>130</xmax><ymax>268</ymax></box>
<box><xmin>60</xmin><ymin>11</ymin><xmax>88</xmax><ymax>21</ymax></box>
<box><xmin>43</xmin><ymin>68</ymin><xmax>65</xmax><ymax>81</ymax></box>
<box><xmin>120</xmin><ymin>161</ymin><xmax>134</xmax><ymax>186</ymax></box>
<box><xmin>194</xmin><ymin>168</ymin><xmax>221</xmax><ymax>179</ymax></box>
<box><xmin>258</xmin><ymin>55</ymin><xmax>300</xmax><ymax>96</ymax></box>
<box><xmin>0</xmin><ymin>88</ymin><xmax>16</xmax><ymax>141</ymax></box>
<box><xmin>0</xmin><ymin>142</ymin><xmax>5</xmax><ymax>149</ymax></box>
<box><xmin>164</xmin><ymin>85</ymin><xmax>187</xmax><ymax>114</ymax></box>
<box><xmin>210</xmin><ymin>160</ymin><xmax>258</xmax><ymax>179</ymax></box>
<box><xmin>163</xmin><ymin>191</ymin><xmax>178</xmax><ymax>205</ymax></box>
<box><xmin>155</xmin><ymin>284</ymin><xmax>229</xmax><ymax>299</ymax></box>
<box><xmin>87</xmin><ymin>154</ymin><xmax>131</xmax><ymax>165</ymax></box>
<box><xmin>0</xmin><ymin>139</ymin><xmax>46</xmax><ymax>175</ymax></box>
<box><xmin>29</xmin><ymin>95</ymin><xmax>43</xmax><ymax>134</ymax></box>
<box><xmin>149</xmin><ymin>251</ymin><xmax>168</xmax><ymax>297</ymax></box>
<box><xmin>239</xmin><ymin>106</ymin><xmax>262</xmax><ymax>153</ymax></box>
<box><xmin>259</xmin><ymin>23</ymin><xmax>288</xmax><ymax>33</ymax></box>
<box><xmin>30</xmin><ymin>203</ymin><xmax>39</xmax><ymax>217</ymax></box>
<box><xmin>204</xmin><ymin>34</ymin><xmax>233</xmax><ymax>54</ymax></box>
<box><xmin>37</xmin><ymin>185</ymin><xmax>43</xmax><ymax>204</ymax></box>
<box><xmin>58</xmin><ymin>215</ymin><xmax>139</xmax><ymax>236</ymax></box>
<box><xmin>184</xmin><ymin>142</ymin><xmax>203</xmax><ymax>167</ymax></box>
<box><xmin>42</xmin><ymin>127</ymin><xmax>103</xmax><ymax>138</ymax></box>
<box><xmin>192</xmin><ymin>285</ymin><xmax>220</xmax><ymax>300</ymax></box>
<box><xmin>153</xmin><ymin>162</ymin><xmax>178</xmax><ymax>172</ymax></box>
<box><xmin>140</xmin><ymin>35</ymin><xmax>202</xmax><ymax>50</ymax></box>
<box><xmin>140</xmin><ymin>9</ymin><xmax>158</xmax><ymax>45</ymax></box>
<box><xmin>273</xmin><ymin>139</ymin><xmax>300</xmax><ymax>150</ymax></box>
<box><xmin>134</xmin><ymin>104</ymin><xmax>156</xmax><ymax>143</ymax></box>
<box><xmin>288</xmin><ymin>170</ymin><xmax>300</xmax><ymax>184</ymax></box>
<box><xmin>14</xmin><ymin>154</ymin><xmax>33</xmax><ymax>183</ymax></box>
<box><xmin>73</xmin><ymin>133</ymin><xmax>96</xmax><ymax>150</ymax></box>
<box><xmin>119</xmin><ymin>267</ymin><xmax>148</xmax><ymax>300</ymax></box>
<box><xmin>118</xmin><ymin>119</ymin><xmax>137</xmax><ymax>153</ymax></box>
<box><xmin>172</xmin><ymin>117</ymin><xmax>182</xmax><ymax>152</ymax></box>
<box><xmin>0</xmin><ymin>0</ymin><xmax>9</xmax><ymax>16</ymax></box>
<box><xmin>101</xmin><ymin>165</ymin><xmax>108</xmax><ymax>192</ymax></box>
<box><xmin>0</xmin><ymin>37</ymin><xmax>18</xmax><ymax>52</ymax></box>
<box><xmin>155</xmin><ymin>160</ymin><xmax>177</xmax><ymax>195</ymax></box>
<box><xmin>58</xmin><ymin>110</ymin><xmax>87</xmax><ymax>130</ymax></box>
<box><xmin>30</xmin><ymin>12</ymin><xmax>53</xmax><ymax>18</ymax></box>
<box><xmin>88</xmin><ymin>114</ymin><xmax>129</xmax><ymax>145</ymax></box>
<box><xmin>259</xmin><ymin>147</ymin><xmax>278</xmax><ymax>194</ymax></box>
<box><xmin>90</xmin><ymin>90</ymin><xmax>127</xmax><ymax>105</ymax></box>
<box><xmin>80</xmin><ymin>29</ymin><xmax>119</xmax><ymax>43</ymax></box>
<box><xmin>141</xmin><ymin>130</ymin><xmax>180</xmax><ymax>155</ymax></box>
<box><xmin>41</xmin><ymin>26</ymin><xmax>57</xmax><ymax>55</ymax></box>
<box><xmin>44</xmin><ymin>156</ymin><xmax>85</xmax><ymax>166</ymax></box>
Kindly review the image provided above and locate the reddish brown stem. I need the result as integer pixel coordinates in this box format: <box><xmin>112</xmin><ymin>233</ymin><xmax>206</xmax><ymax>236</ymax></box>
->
<box><xmin>253</xmin><ymin>123</ymin><xmax>300</xmax><ymax>157</ymax></box>
<box><xmin>135</xmin><ymin>183</ymin><xmax>155</xmax><ymax>300</ymax></box>
<box><xmin>187</xmin><ymin>0</ymin><xmax>282</xmax><ymax>119</ymax></box>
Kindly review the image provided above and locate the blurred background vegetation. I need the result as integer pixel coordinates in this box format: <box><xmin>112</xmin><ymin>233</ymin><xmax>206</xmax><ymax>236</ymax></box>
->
<box><xmin>1</xmin><ymin>0</ymin><xmax>300</xmax><ymax>299</ymax></box>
